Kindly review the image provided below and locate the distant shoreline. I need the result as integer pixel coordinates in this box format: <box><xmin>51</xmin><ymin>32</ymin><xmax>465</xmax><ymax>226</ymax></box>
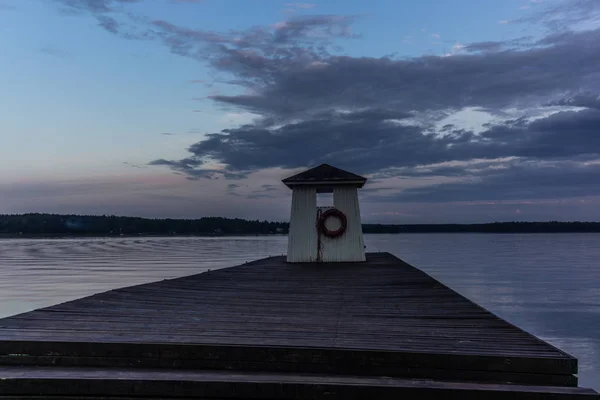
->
<box><xmin>2</xmin><ymin>231</ymin><xmax>600</xmax><ymax>240</ymax></box>
<box><xmin>0</xmin><ymin>233</ymin><xmax>286</xmax><ymax>239</ymax></box>
<box><xmin>2</xmin><ymin>213</ymin><xmax>600</xmax><ymax>237</ymax></box>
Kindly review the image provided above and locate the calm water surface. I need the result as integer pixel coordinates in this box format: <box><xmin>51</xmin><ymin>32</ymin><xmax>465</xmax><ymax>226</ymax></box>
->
<box><xmin>0</xmin><ymin>234</ymin><xmax>598</xmax><ymax>389</ymax></box>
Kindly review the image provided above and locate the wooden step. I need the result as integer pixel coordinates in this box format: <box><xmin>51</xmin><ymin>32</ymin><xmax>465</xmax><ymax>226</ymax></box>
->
<box><xmin>0</xmin><ymin>366</ymin><xmax>597</xmax><ymax>399</ymax></box>
<box><xmin>0</xmin><ymin>341</ymin><xmax>577</xmax><ymax>387</ymax></box>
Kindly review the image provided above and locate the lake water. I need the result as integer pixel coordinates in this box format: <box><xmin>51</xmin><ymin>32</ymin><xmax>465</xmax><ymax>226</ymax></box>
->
<box><xmin>0</xmin><ymin>234</ymin><xmax>598</xmax><ymax>390</ymax></box>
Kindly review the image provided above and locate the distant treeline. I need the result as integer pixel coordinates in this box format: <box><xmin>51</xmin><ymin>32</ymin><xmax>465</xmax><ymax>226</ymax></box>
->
<box><xmin>1</xmin><ymin>214</ymin><xmax>600</xmax><ymax>236</ymax></box>
<box><xmin>0</xmin><ymin>214</ymin><xmax>287</xmax><ymax>236</ymax></box>
<box><xmin>364</xmin><ymin>222</ymin><xmax>600</xmax><ymax>233</ymax></box>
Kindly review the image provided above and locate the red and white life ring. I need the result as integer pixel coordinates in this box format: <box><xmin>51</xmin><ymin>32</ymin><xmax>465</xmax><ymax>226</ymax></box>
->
<box><xmin>317</xmin><ymin>208</ymin><xmax>347</xmax><ymax>238</ymax></box>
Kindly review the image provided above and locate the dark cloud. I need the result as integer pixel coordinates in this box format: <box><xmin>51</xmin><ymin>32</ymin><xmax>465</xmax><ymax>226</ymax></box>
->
<box><xmin>181</xmin><ymin>111</ymin><xmax>438</xmax><ymax>173</ymax></box>
<box><xmin>52</xmin><ymin>0</ymin><xmax>600</xmax><ymax>207</ymax></box>
<box><xmin>208</xmin><ymin>28</ymin><xmax>600</xmax><ymax>120</ymax></box>
<box><xmin>545</xmin><ymin>93</ymin><xmax>600</xmax><ymax>110</ymax></box>
<box><xmin>462</xmin><ymin>36</ymin><xmax>536</xmax><ymax>54</ymax></box>
<box><xmin>478</xmin><ymin>109</ymin><xmax>600</xmax><ymax>160</ymax></box>
<box><xmin>159</xmin><ymin>106</ymin><xmax>600</xmax><ymax>179</ymax></box>
<box><xmin>56</xmin><ymin>1</ymin><xmax>599</xmax><ymax>119</ymax></box>
<box><xmin>382</xmin><ymin>160</ymin><xmax>600</xmax><ymax>204</ymax></box>
<box><xmin>153</xmin><ymin>104</ymin><xmax>600</xmax><ymax>205</ymax></box>
<box><xmin>97</xmin><ymin>15</ymin><xmax>119</xmax><ymax>33</ymax></box>
<box><xmin>361</xmin><ymin>108</ymin><xmax>600</xmax><ymax>203</ymax></box>
<box><xmin>147</xmin><ymin>0</ymin><xmax>600</xmax><ymax>187</ymax></box>
<box><xmin>463</xmin><ymin>41</ymin><xmax>506</xmax><ymax>53</ymax></box>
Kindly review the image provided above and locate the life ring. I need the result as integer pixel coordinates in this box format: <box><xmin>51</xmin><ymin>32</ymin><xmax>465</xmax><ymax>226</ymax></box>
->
<box><xmin>317</xmin><ymin>208</ymin><xmax>347</xmax><ymax>238</ymax></box>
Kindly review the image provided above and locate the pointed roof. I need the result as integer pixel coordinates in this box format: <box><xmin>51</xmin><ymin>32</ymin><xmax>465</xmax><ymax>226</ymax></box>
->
<box><xmin>282</xmin><ymin>164</ymin><xmax>367</xmax><ymax>189</ymax></box>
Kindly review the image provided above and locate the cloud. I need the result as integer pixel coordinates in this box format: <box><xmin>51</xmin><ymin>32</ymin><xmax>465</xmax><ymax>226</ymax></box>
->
<box><xmin>162</xmin><ymin>106</ymin><xmax>600</xmax><ymax>179</ymax></box>
<box><xmin>224</xmin><ymin>179</ymin><xmax>281</xmax><ymax>199</ymax></box>
<box><xmin>123</xmin><ymin>161</ymin><xmax>146</xmax><ymax>168</ymax></box>
<box><xmin>97</xmin><ymin>15</ymin><xmax>120</xmax><ymax>33</ymax></box>
<box><xmin>204</xmin><ymin>27</ymin><xmax>600</xmax><ymax>121</ymax></box>
<box><xmin>517</xmin><ymin>0</ymin><xmax>600</xmax><ymax>31</ymax></box>
<box><xmin>53</xmin><ymin>0</ymin><xmax>145</xmax><ymax>36</ymax></box>
<box><xmin>462</xmin><ymin>41</ymin><xmax>506</xmax><ymax>53</ymax></box>
<box><xmin>55</xmin><ymin>0</ymin><xmax>141</xmax><ymax>14</ymax></box>
<box><xmin>283</xmin><ymin>3</ymin><xmax>315</xmax><ymax>14</ymax></box>
<box><xmin>50</xmin><ymin>0</ymin><xmax>600</xmax><ymax>209</ymax></box>
<box><xmin>142</xmin><ymin>2</ymin><xmax>600</xmax><ymax>200</ymax></box>
<box><xmin>260</xmin><ymin>184</ymin><xmax>278</xmax><ymax>191</ymax></box>
<box><xmin>382</xmin><ymin>158</ymin><xmax>600</xmax><ymax>204</ymax></box>
<box><xmin>285</xmin><ymin>3</ymin><xmax>315</xmax><ymax>9</ymax></box>
<box><xmin>545</xmin><ymin>93</ymin><xmax>600</xmax><ymax>109</ymax></box>
<box><xmin>246</xmin><ymin>193</ymin><xmax>277</xmax><ymax>199</ymax></box>
<box><xmin>148</xmin><ymin>158</ymin><xmax>219</xmax><ymax>180</ymax></box>
<box><xmin>147</xmin><ymin>14</ymin><xmax>357</xmax><ymax>78</ymax></box>
<box><xmin>360</xmin><ymin>107</ymin><xmax>600</xmax><ymax>203</ymax></box>
<box><xmin>39</xmin><ymin>46</ymin><xmax>71</xmax><ymax>59</ymax></box>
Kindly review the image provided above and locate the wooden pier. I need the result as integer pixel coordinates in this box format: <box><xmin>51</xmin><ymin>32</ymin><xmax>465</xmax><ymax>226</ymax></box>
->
<box><xmin>0</xmin><ymin>252</ymin><xmax>597</xmax><ymax>399</ymax></box>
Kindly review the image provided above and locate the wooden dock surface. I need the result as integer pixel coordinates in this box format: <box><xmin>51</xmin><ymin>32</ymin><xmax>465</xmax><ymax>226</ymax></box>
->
<box><xmin>0</xmin><ymin>252</ymin><xmax>597</xmax><ymax>399</ymax></box>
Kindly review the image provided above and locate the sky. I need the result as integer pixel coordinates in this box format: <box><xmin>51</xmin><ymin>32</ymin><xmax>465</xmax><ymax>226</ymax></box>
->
<box><xmin>1</xmin><ymin>0</ymin><xmax>600</xmax><ymax>223</ymax></box>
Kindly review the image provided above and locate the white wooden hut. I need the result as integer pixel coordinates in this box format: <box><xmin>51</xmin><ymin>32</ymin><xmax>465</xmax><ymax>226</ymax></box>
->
<box><xmin>283</xmin><ymin>164</ymin><xmax>367</xmax><ymax>263</ymax></box>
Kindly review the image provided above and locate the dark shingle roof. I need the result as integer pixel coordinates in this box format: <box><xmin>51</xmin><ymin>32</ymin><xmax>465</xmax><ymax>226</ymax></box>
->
<box><xmin>282</xmin><ymin>164</ymin><xmax>367</xmax><ymax>188</ymax></box>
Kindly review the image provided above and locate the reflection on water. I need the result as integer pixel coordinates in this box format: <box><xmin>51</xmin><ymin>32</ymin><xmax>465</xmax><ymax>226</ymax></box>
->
<box><xmin>0</xmin><ymin>236</ymin><xmax>288</xmax><ymax>318</ymax></box>
<box><xmin>367</xmin><ymin>233</ymin><xmax>600</xmax><ymax>390</ymax></box>
<box><xmin>0</xmin><ymin>234</ymin><xmax>598</xmax><ymax>390</ymax></box>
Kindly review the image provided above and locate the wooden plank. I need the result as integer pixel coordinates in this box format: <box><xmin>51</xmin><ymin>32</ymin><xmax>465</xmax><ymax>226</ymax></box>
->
<box><xmin>0</xmin><ymin>354</ymin><xmax>579</xmax><ymax>386</ymax></box>
<box><xmin>0</xmin><ymin>341</ymin><xmax>577</xmax><ymax>375</ymax></box>
<box><xmin>0</xmin><ymin>367</ymin><xmax>597</xmax><ymax>399</ymax></box>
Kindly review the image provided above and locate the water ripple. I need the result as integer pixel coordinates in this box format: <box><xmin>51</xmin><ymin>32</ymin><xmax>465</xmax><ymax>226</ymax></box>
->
<box><xmin>0</xmin><ymin>234</ymin><xmax>598</xmax><ymax>390</ymax></box>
